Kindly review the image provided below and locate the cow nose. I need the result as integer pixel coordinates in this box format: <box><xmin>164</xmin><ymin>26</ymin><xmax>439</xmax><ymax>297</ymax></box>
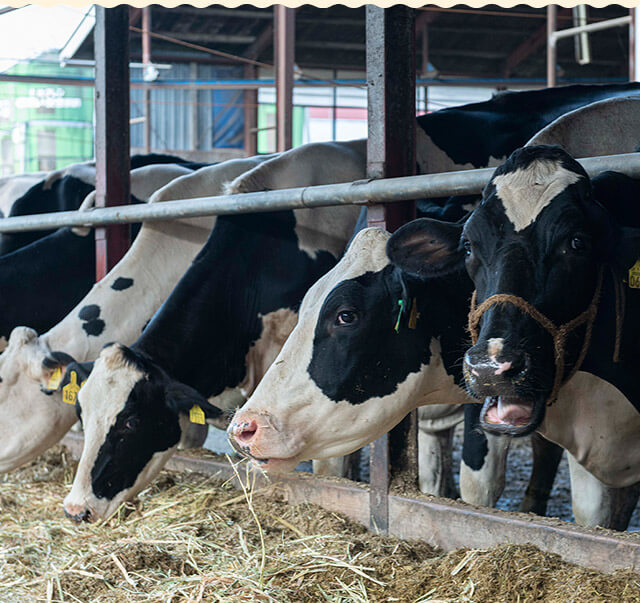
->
<box><xmin>230</xmin><ymin>419</ymin><xmax>259</xmax><ymax>445</ymax></box>
<box><xmin>64</xmin><ymin>502</ymin><xmax>91</xmax><ymax>523</ymax></box>
<box><xmin>464</xmin><ymin>347</ymin><xmax>527</xmax><ymax>385</ymax></box>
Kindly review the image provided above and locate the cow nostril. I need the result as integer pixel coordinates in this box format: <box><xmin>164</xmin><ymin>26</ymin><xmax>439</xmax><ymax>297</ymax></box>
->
<box><xmin>64</xmin><ymin>505</ymin><xmax>91</xmax><ymax>523</ymax></box>
<box><xmin>236</xmin><ymin>420</ymin><xmax>258</xmax><ymax>443</ymax></box>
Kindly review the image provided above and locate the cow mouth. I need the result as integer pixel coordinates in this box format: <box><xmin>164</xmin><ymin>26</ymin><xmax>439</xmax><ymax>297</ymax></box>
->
<box><xmin>479</xmin><ymin>395</ymin><xmax>542</xmax><ymax>436</ymax></box>
<box><xmin>227</xmin><ymin>433</ymin><xmax>299</xmax><ymax>472</ymax></box>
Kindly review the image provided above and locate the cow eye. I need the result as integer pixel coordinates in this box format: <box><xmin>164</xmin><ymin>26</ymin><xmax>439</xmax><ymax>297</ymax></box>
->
<box><xmin>462</xmin><ymin>240</ymin><xmax>472</xmax><ymax>256</ymax></box>
<box><xmin>124</xmin><ymin>417</ymin><xmax>139</xmax><ymax>431</ymax></box>
<box><xmin>570</xmin><ymin>236</ymin><xmax>586</xmax><ymax>252</ymax></box>
<box><xmin>336</xmin><ymin>310</ymin><xmax>358</xmax><ymax>326</ymax></box>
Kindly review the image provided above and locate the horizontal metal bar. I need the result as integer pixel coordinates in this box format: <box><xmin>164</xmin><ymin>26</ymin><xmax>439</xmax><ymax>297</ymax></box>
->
<box><xmin>551</xmin><ymin>15</ymin><xmax>631</xmax><ymax>42</ymax></box>
<box><xmin>1</xmin><ymin>152</ymin><xmax>639</xmax><ymax>234</ymax></box>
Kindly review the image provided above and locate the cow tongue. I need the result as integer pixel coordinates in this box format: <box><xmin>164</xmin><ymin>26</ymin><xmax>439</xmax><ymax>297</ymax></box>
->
<box><xmin>485</xmin><ymin>396</ymin><xmax>532</xmax><ymax>426</ymax></box>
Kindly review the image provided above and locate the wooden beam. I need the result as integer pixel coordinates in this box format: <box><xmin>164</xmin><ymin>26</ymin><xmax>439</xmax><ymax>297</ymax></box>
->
<box><xmin>503</xmin><ymin>8</ymin><xmax>571</xmax><ymax>77</ymax></box>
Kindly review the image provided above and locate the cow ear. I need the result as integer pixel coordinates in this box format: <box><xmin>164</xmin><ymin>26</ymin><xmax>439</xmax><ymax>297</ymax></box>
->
<box><xmin>60</xmin><ymin>361</ymin><xmax>94</xmax><ymax>390</ymax></box>
<box><xmin>165</xmin><ymin>381</ymin><xmax>223</xmax><ymax>423</ymax></box>
<box><xmin>387</xmin><ymin>218</ymin><xmax>465</xmax><ymax>279</ymax></box>
<box><xmin>40</xmin><ymin>351</ymin><xmax>77</xmax><ymax>393</ymax></box>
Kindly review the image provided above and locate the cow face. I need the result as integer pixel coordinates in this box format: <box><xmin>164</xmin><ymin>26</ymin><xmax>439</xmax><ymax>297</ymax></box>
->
<box><xmin>0</xmin><ymin>327</ymin><xmax>77</xmax><ymax>472</ymax></box>
<box><xmin>391</xmin><ymin>146</ymin><xmax>635</xmax><ymax>437</ymax></box>
<box><xmin>63</xmin><ymin>343</ymin><xmax>221</xmax><ymax>522</ymax></box>
<box><xmin>228</xmin><ymin>228</ymin><xmax>470</xmax><ymax>471</ymax></box>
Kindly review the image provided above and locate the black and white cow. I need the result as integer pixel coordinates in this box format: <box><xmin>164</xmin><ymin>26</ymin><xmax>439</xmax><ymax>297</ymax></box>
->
<box><xmin>0</xmin><ymin>163</ymin><xmax>193</xmax><ymax>349</ymax></box>
<box><xmin>389</xmin><ymin>147</ymin><xmax>640</xmax><ymax>528</ymax></box>
<box><xmin>0</xmin><ymin>153</ymin><xmax>203</xmax><ymax>255</ymax></box>
<box><xmin>0</xmin><ymin>157</ymin><xmax>271</xmax><ymax>474</ymax></box>
<box><xmin>0</xmin><ymin>171</ymin><xmax>48</xmax><ymax>218</ymax></box>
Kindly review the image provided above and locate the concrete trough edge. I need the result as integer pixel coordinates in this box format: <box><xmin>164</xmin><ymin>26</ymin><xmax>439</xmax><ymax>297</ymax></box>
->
<box><xmin>61</xmin><ymin>432</ymin><xmax>640</xmax><ymax>573</ymax></box>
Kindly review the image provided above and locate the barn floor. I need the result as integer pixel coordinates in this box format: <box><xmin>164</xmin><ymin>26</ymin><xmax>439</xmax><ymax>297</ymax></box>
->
<box><xmin>2</xmin><ymin>446</ymin><xmax>640</xmax><ymax>602</ymax></box>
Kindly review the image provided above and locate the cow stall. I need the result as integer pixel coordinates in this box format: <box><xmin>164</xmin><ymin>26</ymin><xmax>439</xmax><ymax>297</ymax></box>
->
<box><xmin>4</xmin><ymin>5</ymin><xmax>640</xmax><ymax>601</ymax></box>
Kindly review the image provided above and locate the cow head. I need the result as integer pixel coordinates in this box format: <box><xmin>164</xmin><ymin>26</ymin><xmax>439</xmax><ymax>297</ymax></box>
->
<box><xmin>391</xmin><ymin>145</ymin><xmax>640</xmax><ymax>437</ymax></box>
<box><xmin>63</xmin><ymin>343</ymin><xmax>222</xmax><ymax>522</ymax></box>
<box><xmin>0</xmin><ymin>327</ymin><xmax>77</xmax><ymax>472</ymax></box>
<box><xmin>227</xmin><ymin>228</ymin><xmax>471</xmax><ymax>471</ymax></box>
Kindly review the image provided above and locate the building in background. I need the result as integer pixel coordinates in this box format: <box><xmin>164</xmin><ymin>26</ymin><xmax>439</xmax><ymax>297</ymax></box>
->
<box><xmin>0</xmin><ymin>59</ymin><xmax>94</xmax><ymax>175</ymax></box>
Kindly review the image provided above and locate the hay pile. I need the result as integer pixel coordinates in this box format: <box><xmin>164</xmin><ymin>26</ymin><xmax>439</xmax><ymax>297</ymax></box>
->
<box><xmin>2</xmin><ymin>446</ymin><xmax>640</xmax><ymax>602</ymax></box>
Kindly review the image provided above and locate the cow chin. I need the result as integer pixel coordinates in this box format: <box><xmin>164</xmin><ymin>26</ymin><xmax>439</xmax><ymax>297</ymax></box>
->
<box><xmin>251</xmin><ymin>457</ymin><xmax>300</xmax><ymax>473</ymax></box>
<box><xmin>479</xmin><ymin>395</ymin><xmax>545</xmax><ymax>437</ymax></box>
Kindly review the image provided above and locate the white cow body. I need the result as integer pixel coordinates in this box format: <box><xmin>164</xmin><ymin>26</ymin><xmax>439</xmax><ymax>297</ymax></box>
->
<box><xmin>0</xmin><ymin>157</ymin><xmax>269</xmax><ymax>472</ymax></box>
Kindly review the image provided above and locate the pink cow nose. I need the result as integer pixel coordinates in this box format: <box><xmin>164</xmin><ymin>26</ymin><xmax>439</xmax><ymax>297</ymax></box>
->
<box><xmin>232</xmin><ymin>420</ymin><xmax>259</xmax><ymax>444</ymax></box>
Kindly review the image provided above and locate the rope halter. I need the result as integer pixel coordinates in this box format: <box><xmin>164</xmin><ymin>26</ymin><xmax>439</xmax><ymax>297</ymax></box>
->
<box><xmin>467</xmin><ymin>266</ymin><xmax>605</xmax><ymax>407</ymax></box>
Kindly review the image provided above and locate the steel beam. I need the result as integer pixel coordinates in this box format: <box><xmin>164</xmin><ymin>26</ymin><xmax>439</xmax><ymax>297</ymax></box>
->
<box><xmin>547</xmin><ymin>5</ymin><xmax>558</xmax><ymax>87</ymax></box>
<box><xmin>0</xmin><ymin>153</ymin><xmax>638</xmax><ymax>234</ymax></box>
<box><xmin>274</xmin><ymin>6</ymin><xmax>295</xmax><ymax>152</ymax></box>
<box><xmin>244</xmin><ymin>64</ymin><xmax>258</xmax><ymax>156</ymax></box>
<box><xmin>94</xmin><ymin>7</ymin><xmax>131</xmax><ymax>280</ymax></box>
<box><xmin>366</xmin><ymin>5</ymin><xmax>417</xmax><ymax>536</ymax></box>
<box><xmin>142</xmin><ymin>7</ymin><xmax>152</xmax><ymax>154</ymax></box>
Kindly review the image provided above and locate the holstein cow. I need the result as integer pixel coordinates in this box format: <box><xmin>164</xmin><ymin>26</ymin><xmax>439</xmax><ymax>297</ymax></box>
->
<box><xmin>57</xmin><ymin>142</ymin><xmax>368</xmax><ymax>521</ymax></box>
<box><xmin>389</xmin><ymin>146</ymin><xmax>640</xmax><ymax>528</ymax></box>
<box><xmin>461</xmin><ymin>95</ymin><xmax>640</xmax><ymax>515</ymax></box>
<box><xmin>0</xmin><ymin>163</ymin><xmax>193</xmax><ymax>350</ymax></box>
<box><xmin>0</xmin><ymin>153</ymin><xmax>203</xmax><ymax>255</ymax></box>
<box><xmin>0</xmin><ymin>171</ymin><xmax>48</xmax><ymax>218</ymax></box>
<box><xmin>0</xmin><ymin>156</ymin><xmax>271</xmax><ymax>474</ymax></box>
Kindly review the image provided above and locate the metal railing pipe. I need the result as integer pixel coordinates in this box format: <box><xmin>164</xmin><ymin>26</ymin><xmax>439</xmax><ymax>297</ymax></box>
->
<box><xmin>551</xmin><ymin>15</ymin><xmax>631</xmax><ymax>41</ymax></box>
<box><xmin>0</xmin><ymin>152</ymin><xmax>639</xmax><ymax>234</ymax></box>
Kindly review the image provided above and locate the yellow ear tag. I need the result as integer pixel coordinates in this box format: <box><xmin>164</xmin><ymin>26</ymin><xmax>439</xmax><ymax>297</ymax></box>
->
<box><xmin>62</xmin><ymin>370</ymin><xmax>82</xmax><ymax>405</ymax></box>
<box><xmin>47</xmin><ymin>367</ymin><xmax>63</xmax><ymax>391</ymax></box>
<box><xmin>408</xmin><ymin>297</ymin><xmax>420</xmax><ymax>330</ymax></box>
<box><xmin>629</xmin><ymin>260</ymin><xmax>640</xmax><ymax>289</ymax></box>
<box><xmin>189</xmin><ymin>404</ymin><xmax>206</xmax><ymax>425</ymax></box>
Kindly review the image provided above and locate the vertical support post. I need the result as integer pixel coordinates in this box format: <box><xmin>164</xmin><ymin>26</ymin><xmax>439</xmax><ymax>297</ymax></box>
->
<box><xmin>274</xmin><ymin>6</ymin><xmax>294</xmax><ymax>152</ymax></box>
<box><xmin>244</xmin><ymin>64</ymin><xmax>258</xmax><ymax>156</ymax></box>
<box><xmin>190</xmin><ymin>62</ymin><xmax>199</xmax><ymax>151</ymax></box>
<box><xmin>547</xmin><ymin>5</ymin><xmax>557</xmax><ymax>87</ymax></box>
<box><xmin>142</xmin><ymin>6</ymin><xmax>152</xmax><ymax>154</ymax></box>
<box><xmin>94</xmin><ymin>6</ymin><xmax>131</xmax><ymax>280</ymax></box>
<box><xmin>631</xmin><ymin>8</ymin><xmax>640</xmax><ymax>81</ymax></box>
<box><xmin>331</xmin><ymin>70</ymin><xmax>337</xmax><ymax>141</ymax></box>
<box><xmin>365</xmin><ymin>5</ymin><xmax>417</xmax><ymax>535</ymax></box>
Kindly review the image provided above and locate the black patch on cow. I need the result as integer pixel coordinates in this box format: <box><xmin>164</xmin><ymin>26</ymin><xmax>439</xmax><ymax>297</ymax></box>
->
<box><xmin>111</xmin><ymin>277</ymin><xmax>134</xmax><ymax>291</ymax></box>
<box><xmin>79</xmin><ymin>304</ymin><xmax>105</xmax><ymax>337</ymax></box>
<box><xmin>462</xmin><ymin>404</ymin><xmax>488</xmax><ymax>471</ymax></box>
<box><xmin>416</xmin><ymin>83</ymin><xmax>640</xmax><ymax>169</ymax></box>
<box><xmin>307</xmin><ymin>266</ymin><xmax>470</xmax><ymax>405</ymax></box>
<box><xmin>91</xmin><ymin>378</ymin><xmax>182</xmax><ymax>499</ymax></box>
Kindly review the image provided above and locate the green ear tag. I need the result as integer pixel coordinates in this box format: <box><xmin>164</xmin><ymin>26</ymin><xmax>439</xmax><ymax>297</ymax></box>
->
<box><xmin>62</xmin><ymin>370</ymin><xmax>81</xmax><ymax>405</ymax></box>
<box><xmin>189</xmin><ymin>404</ymin><xmax>206</xmax><ymax>425</ymax></box>
<box><xmin>394</xmin><ymin>299</ymin><xmax>405</xmax><ymax>333</ymax></box>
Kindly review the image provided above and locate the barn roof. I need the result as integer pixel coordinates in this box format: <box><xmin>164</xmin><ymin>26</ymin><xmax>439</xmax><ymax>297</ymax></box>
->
<box><xmin>69</xmin><ymin>5</ymin><xmax>631</xmax><ymax>82</ymax></box>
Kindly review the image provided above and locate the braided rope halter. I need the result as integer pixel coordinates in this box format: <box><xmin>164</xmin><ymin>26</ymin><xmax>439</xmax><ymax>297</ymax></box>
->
<box><xmin>467</xmin><ymin>266</ymin><xmax>606</xmax><ymax>407</ymax></box>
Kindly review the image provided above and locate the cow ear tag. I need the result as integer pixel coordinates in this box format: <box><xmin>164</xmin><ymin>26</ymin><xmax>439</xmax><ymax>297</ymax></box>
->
<box><xmin>62</xmin><ymin>371</ymin><xmax>83</xmax><ymax>405</ymax></box>
<box><xmin>47</xmin><ymin>367</ymin><xmax>63</xmax><ymax>391</ymax></box>
<box><xmin>394</xmin><ymin>299</ymin><xmax>405</xmax><ymax>333</ymax></box>
<box><xmin>629</xmin><ymin>259</ymin><xmax>640</xmax><ymax>289</ymax></box>
<box><xmin>189</xmin><ymin>404</ymin><xmax>206</xmax><ymax>425</ymax></box>
<box><xmin>408</xmin><ymin>297</ymin><xmax>419</xmax><ymax>329</ymax></box>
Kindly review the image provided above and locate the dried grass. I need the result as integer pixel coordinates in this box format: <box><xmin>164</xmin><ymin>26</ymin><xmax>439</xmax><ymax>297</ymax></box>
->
<box><xmin>1</xmin><ymin>446</ymin><xmax>640</xmax><ymax>602</ymax></box>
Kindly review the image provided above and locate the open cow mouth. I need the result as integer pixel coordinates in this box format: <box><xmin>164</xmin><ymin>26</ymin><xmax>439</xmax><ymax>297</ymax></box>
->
<box><xmin>479</xmin><ymin>395</ymin><xmax>541</xmax><ymax>436</ymax></box>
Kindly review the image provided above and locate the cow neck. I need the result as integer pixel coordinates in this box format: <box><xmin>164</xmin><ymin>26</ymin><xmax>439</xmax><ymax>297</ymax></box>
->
<box><xmin>468</xmin><ymin>265</ymin><xmax>607</xmax><ymax>407</ymax></box>
<box><xmin>133</xmin><ymin>211</ymin><xmax>338</xmax><ymax>398</ymax></box>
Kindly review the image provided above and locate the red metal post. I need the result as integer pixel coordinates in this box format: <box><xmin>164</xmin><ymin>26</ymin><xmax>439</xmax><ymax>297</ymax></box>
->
<box><xmin>274</xmin><ymin>6</ymin><xmax>295</xmax><ymax>152</ymax></box>
<box><xmin>94</xmin><ymin>6</ymin><xmax>131</xmax><ymax>280</ymax></box>
<box><xmin>366</xmin><ymin>5</ymin><xmax>417</xmax><ymax>535</ymax></box>
<box><xmin>244</xmin><ymin>64</ymin><xmax>258</xmax><ymax>156</ymax></box>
